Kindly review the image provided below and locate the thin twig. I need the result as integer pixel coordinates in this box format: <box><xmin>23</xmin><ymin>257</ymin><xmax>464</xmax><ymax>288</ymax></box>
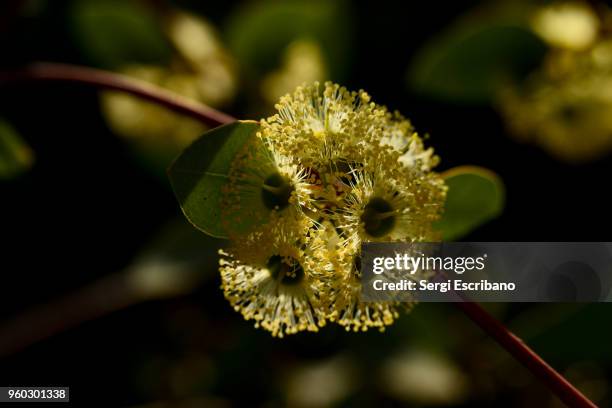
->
<box><xmin>0</xmin><ymin>62</ymin><xmax>236</xmax><ymax>127</ymax></box>
<box><xmin>454</xmin><ymin>301</ymin><xmax>597</xmax><ymax>408</ymax></box>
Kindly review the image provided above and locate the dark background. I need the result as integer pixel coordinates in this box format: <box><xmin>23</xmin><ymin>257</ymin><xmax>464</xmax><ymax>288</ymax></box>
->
<box><xmin>1</xmin><ymin>1</ymin><xmax>611</xmax><ymax>407</ymax></box>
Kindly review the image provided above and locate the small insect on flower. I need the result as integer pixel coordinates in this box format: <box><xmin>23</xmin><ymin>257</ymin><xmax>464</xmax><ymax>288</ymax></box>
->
<box><xmin>219</xmin><ymin>82</ymin><xmax>447</xmax><ymax>336</ymax></box>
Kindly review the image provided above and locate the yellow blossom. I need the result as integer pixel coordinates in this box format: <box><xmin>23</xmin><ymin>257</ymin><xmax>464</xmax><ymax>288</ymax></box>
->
<box><xmin>308</xmin><ymin>223</ymin><xmax>406</xmax><ymax>332</ymax></box>
<box><xmin>219</xmin><ymin>222</ymin><xmax>331</xmax><ymax>337</ymax></box>
<box><xmin>220</xmin><ymin>82</ymin><xmax>446</xmax><ymax>336</ymax></box>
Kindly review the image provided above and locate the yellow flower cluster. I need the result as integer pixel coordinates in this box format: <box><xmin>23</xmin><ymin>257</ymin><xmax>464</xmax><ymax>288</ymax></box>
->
<box><xmin>219</xmin><ymin>83</ymin><xmax>447</xmax><ymax>337</ymax></box>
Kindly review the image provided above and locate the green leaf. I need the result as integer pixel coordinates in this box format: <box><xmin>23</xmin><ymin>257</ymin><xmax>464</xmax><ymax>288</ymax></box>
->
<box><xmin>408</xmin><ymin>19</ymin><xmax>546</xmax><ymax>103</ymax></box>
<box><xmin>168</xmin><ymin>121</ymin><xmax>259</xmax><ymax>239</ymax></box>
<box><xmin>435</xmin><ymin>166</ymin><xmax>504</xmax><ymax>240</ymax></box>
<box><xmin>225</xmin><ymin>0</ymin><xmax>351</xmax><ymax>80</ymax></box>
<box><xmin>0</xmin><ymin>119</ymin><xmax>34</xmax><ymax>180</ymax></box>
<box><xmin>70</xmin><ymin>0</ymin><xmax>172</xmax><ymax>68</ymax></box>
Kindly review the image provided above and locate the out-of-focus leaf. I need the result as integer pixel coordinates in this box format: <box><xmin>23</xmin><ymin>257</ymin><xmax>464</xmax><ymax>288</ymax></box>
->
<box><xmin>435</xmin><ymin>166</ymin><xmax>504</xmax><ymax>240</ymax></box>
<box><xmin>408</xmin><ymin>19</ymin><xmax>546</xmax><ymax>103</ymax></box>
<box><xmin>0</xmin><ymin>119</ymin><xmax>34</xmax><ymax>179</ymax></box>
<box><xmin>99</xmin><ymin>64</ymin><xmax>207</xmax><ymax>182</ymax></box>
<box><xmin>168</xmin><ymin>121</ymin><xmax>259</xmax><ymax>239</ymax></box>
<box><xmin>225</xmin><ymin>0</ymin><xmax>351</xmax><ymax>80</ymax></box>
<box><xmin>70</xmin><ymin>0</ymin><xmax>171</xmax><ymax>68</ymax></box>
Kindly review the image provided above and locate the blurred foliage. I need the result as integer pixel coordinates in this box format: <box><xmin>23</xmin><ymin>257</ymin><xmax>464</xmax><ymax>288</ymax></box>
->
<box><xmin>225</xmin><ymin>0</ymin><xmax>350</xmax><ymax>79</ymax></box>
<box><xmin>0</xmin><ymin>118</ymin><xmax>34</xmax><ymax>179</ymax></box>
<box><xmin>69</xmin><ymin>0</ymin><xmax>352</xmax><ymax>176</ymax></box>
<box><xmin>72</xmin><ymin>1</ymin><xmax>237</xmax><ymax>178</ymax></box>
<box><xmin>498</xmin><ymin>2</ymin><xmax>612</xmax><ymax>163</ymax></box>
<box><xmin>71</xmin><ymin>0</ymin><xmax>172</xmax><ymax>68</ymax></box>
<box><xmin>410</xmin><ymin>0</ymin><xmax>612</xmax><ymax>163</ymax></box>
<box><xmin>531</xmin><ymin>1</ymin><xmax>600</xmax><ymax>51</ymax></box>
<box><xmin>260</xmin><ymin>38</ymin><xmax>328</xmax><ymax>105</ymax></box>
<box><xmin>100</xmin><ymin>65</ymin><xmax>208</xmax><ymax>173</ymax></box>
<box><xmin>379</xmin><ymin>349</ymin><xmax>468</xmax><ymax>405</ymax></box>
<box><xmin>126</xmin><ymin>217</ymin><xmax>224</xmax><ymax>301</ymax></box>
<box><xmin>225</xmin><ymin>0</ymin><xmax>351</xmax><ymax>112</ymax></box>
<box><xmin>285</xmin><ymin>355</ymin><xmax>356</xmax><ymax>407</ymax></box>
<box><xmin>408</xmin><ymin>3</ymin><xmax>546</xmax><ymax>103</ymax></box>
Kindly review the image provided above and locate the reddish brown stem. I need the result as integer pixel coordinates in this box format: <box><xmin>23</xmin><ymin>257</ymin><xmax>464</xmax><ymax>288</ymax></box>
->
<box><xmin>0</xmin><ymin>62</ymin><xmax>236</xmax><ymax>127</ymax></box>
<box><xmin>454</xmin><ymin>300</ymin><xmax>597</xmax><ymax>408</ymax></box>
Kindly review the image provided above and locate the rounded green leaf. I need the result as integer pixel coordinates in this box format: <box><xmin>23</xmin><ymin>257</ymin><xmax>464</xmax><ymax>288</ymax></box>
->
<box><xmin>70</xmin><ymin>0</ymin><xmax>172</xmax><ymax>68</ymax></box>
<box><xmin>0</xmin><ymin>119</ymin><xmax>34</xmax><ymax>180</ymax></box>
<box><xmin>435</xmin><ymin>166</ymin><xmax>505</xmax><ymax>241</ymax></box>
<box><xmin>408</xmin><ymin>19</ymin><xmax>546</xmax><ymax>103</ymax></box>
<box><xmin>167</xmin><ymin>121</ymin><xmax>259</xmax><ymax>239</ymax></box>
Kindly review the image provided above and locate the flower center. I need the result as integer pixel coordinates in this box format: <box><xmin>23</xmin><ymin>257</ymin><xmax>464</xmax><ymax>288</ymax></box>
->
<box><xmin>559</xmin><ymin>103</ymin><xmax>580</xmax><ymax>122</ymax></box>
<box><xmin>361</xmin><ymin>197</ymin><xmax>396</xmax><ymax>237</ymax></box>
<box><xmin>267</xmin><ymin>255</ymin><xmax>304</xmax><ymax>285</ymax></box>
<box><xmin>261</xmin><ymin>173</ymin><xmax>294</xmax><ymax>210</ymax></box>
